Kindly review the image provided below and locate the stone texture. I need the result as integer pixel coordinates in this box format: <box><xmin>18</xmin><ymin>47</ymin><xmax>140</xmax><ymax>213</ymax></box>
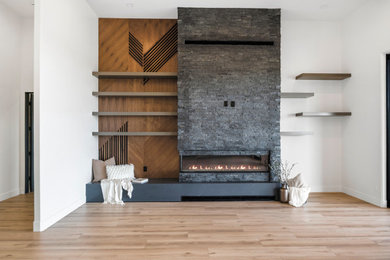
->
<box><xmin>177</xmin><ymin>8</ymin><xmax>281</xmax><ymax>182</ymax></box>
<box><xmin>179</xmin><ymin>172</ymin><xmax>269</xmax><ymax>183</ymax></box>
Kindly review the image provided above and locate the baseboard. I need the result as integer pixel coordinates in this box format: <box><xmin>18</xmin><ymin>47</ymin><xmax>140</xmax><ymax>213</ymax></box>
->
<box><xmin>310</xmin><ymin>185</ymin><xmax>342</xmax><ymax>192</ymax></box>
<box><xmin>33</xmin><ymin>198</ymin><xmax>85</xmax><ymax>232</ymax></box>
<box><xmin>33</xmin><ymin>220</ymin><xmax>40</xmax><ymax>232</ymax></box>
<box><xmin>0</xmin><ymin>189</ymin><xmax>20</xmax><ymax>201</ymax></box>
<box><xmin>343</xmin><ymin>186</ymin><xmax>383</xmax><ymax>207</ymax></box>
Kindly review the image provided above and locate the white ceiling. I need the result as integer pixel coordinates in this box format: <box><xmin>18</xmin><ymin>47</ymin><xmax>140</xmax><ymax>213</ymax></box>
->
<box><xmin>86</xmin><ymin>0</ymin><xmax>369</xmax><ymax>20</ymax></box>
<box><xmin>0</xmin><ymin>0</ymin><xmax>370</xmax><ymax>21</ymax></box>
<box><xmin>0</xmin><ymin>0</ymin><xmax>34</xmax><ymax>18</ymax></box>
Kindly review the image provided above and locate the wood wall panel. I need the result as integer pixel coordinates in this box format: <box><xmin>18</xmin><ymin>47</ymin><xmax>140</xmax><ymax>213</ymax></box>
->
<box><xmin>98</xmin><ymin>117</ymin><xmax>177</xmax><ymax>132</ymax></box>
<box><xmin>127</xmin><ymin>137</ymin><xmax>144</xmax><ymax>177</ymax></box>
<box><xmin>98</xmin><ymin>78</ymin><xmax>178</xmax><ymax>92</ymax></box>
<box><xmin>144</xmin><ymin>137</ymin><xmax>179</xmax><ymax>178</ymax></box>
<box><xmin>99</xmin><ymin>19</ymin><xmax>133</xmax><ymax>72</ymax></box>
<box><xmin>98</xmin><ymin>97</ymin><xmax>177</xmax><ymax>112</ymax></box>
<box><xmin>98</xmin><ymin>18</ymin><xmax>179</xmax><ymax>178</ymax></box>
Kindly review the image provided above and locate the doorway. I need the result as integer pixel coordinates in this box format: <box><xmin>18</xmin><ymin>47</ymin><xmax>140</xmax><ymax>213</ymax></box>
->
<box><xmin>25</xmin><ymin>92</ymin><xmax>34</xmax><ymax>193</ymax></box>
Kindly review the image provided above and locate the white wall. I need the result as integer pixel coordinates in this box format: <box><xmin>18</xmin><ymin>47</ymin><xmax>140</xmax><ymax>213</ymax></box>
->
<box><xmin>0</xmin><ymin>3</ymin><xmax>22</xmax><ymax>201</ymax></box>
<box><xmin>281</xmin><ymin>19</ymin><xmax>344</xmax><ymax>192</ymax></box>
<box><xmin>34</xmin><ymin>0</ymin><xmax>98</xmax><ymax>231</ymax></box>
<box><xmin>20</xmin><ymin>18</ymin><xmax>34</xmax><ymax>92</ymax></box>
<box><xmin>0</xmin><ymin>4</ymin><xmax>33</xmax><ymax>200</ymax></box>
<box><xmin>341</xmin><ymin>0</ymin><xmax>390</xmax><ymax>207</ymax></box>
<box><xmin>19</xmin><ymin>17</ymin><xmax>34</xmax><ymax>194</ymax></box>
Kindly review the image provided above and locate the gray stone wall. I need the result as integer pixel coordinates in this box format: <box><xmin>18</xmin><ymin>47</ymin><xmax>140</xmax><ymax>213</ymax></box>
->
<box><xmin>177</xmin><ymin>8</ymin><xmax>281</xmax><ymax>180</ymax></box>
<box><xmin>179</xmin><ymin>172</ymin><xmax>269</xmax><ymax>183</ymax></box>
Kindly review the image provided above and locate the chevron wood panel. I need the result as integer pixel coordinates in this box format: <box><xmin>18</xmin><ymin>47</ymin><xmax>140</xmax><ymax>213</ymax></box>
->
<box><xmin>144</xmin><ymin>137</ymin><xmax>179</xmax><ymax>178</ymax></box>
<box><xmin>99</xmin><ymin>19</ymin><xmax>133</xmax><ymax>72</ymax></box>
<box><xmin>99</xmin><ymin>78</ymin><xmax>177</xmax><ymax>92</ymax></box>
<box><xmin>98</xmin><ymin>19</ymin><xmax>178</xmax><ymax>178</ymax></box>
<box><xmin>99</xmin><ymin>117</ymin><xmax>177</xmax><ymax>132</ymax></box>
<box><xmin>127</xmin><ymin>137</ymin><xmax>144</xmax><ymax>177</ymax></box>
<box><xmin>99</xmin><ymin>97</ymin><xmax>177</xmax><ymax>112</ymax></box>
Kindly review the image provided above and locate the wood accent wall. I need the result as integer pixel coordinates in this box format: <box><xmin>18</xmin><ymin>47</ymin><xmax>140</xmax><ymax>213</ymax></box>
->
<box><xmin>98</xmin><ymin>19</ymin><xmax>179</xmax><ymax>178</ymax></box>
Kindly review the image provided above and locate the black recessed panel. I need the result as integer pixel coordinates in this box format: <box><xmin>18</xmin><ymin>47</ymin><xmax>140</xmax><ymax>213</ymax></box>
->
<box><xmin>386</xmin><ymin>54</ymin><xmax>390</xmax><ymax>208</ymax></box>
<box><xmin>184</xmin><ymin>40</ymin><xmax>274</xmax><ymax>46</ymax></box>
<box><xmin>181</xmin><ymin>196</ymin><xmax>275</xmax><ymax>201</ymax></box>
<box><xmin>25</xmin><ymin>92</ymin><xmax>34</xmax><ymax>193</ymax></box>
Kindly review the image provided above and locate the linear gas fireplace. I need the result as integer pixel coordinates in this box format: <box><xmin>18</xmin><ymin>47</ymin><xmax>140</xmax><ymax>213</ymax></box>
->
<box><xmin>179</xmin><ymin>151</ymin><xmax>271</xmax><ymax>183</ymax></box>
<box><xmin>181</xmin><ymin>155</ymin><xmax>268</xmax><ymax>172</ymax></box>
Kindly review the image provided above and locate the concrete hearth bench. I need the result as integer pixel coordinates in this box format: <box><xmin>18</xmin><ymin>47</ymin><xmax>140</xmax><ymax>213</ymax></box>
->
<box><xmin>86</xmin><ymin>179</ymin><xmax>280</xmax><ymax>202</ymax></box>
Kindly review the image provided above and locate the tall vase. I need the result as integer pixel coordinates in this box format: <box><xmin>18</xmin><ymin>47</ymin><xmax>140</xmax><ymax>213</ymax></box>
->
<box><xmin>280</xmin><ymin>183</ymin><xmax>289</xmax><ymax>203</ymax></box>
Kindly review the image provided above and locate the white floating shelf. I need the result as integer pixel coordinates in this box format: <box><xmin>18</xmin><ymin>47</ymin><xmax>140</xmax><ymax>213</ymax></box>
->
<box><xmin>281</xmin><ymin>131</ymin><xmax>314</xmax><ymax>136</ymax></box>
<box><xmin>296</xmin><ymin>112</ymin><xmax>352</xmax><ymax>117</ymax></box>
<box><xmin>281</xmin><ymin>92</ymin><xmax>314</xmax><ymax>98</ymax></box>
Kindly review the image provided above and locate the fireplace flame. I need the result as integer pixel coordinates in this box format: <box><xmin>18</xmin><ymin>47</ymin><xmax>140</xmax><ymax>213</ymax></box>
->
<box><xmin>188</xmin><ymin>165</ymin><xmax>261</xmax><ymax>171</ymax></box>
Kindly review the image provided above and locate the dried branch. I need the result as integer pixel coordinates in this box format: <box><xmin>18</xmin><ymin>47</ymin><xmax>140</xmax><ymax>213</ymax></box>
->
<box><xmin>270</xmin><ymin>160</ymin><xmax>297</xmax><ymax>185</ymax></box>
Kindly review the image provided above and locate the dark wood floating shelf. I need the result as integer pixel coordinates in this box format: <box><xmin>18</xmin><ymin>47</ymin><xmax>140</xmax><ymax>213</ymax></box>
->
<box><xmin>92</xmin><ymin>92</ymin><xmax>178</xmax><ymax>97</ymax></box>
<box><xmin>281</xmin><ymin>92</ymin><xmax>314</xmax><ymax>98</ymax></box>
<box><xmin>296</xmin><ymin>112</ymin><xmax>352</xmax><ymax>117</ymax></box>
<box><xmin>92</xmin><ymin>112</ymin><xmax>177</xmax><ymax>116</ymax></box>
<box><xmin>92</xmin><ymin>72</ymin><xmax>178</xmax><ymax>79</ymax></box>
<box><xmin>92</xmin><ymin>132</ymin><xmax>177</xmax><ymax>136</ymax></box>
<box><xmin>280</xmin><ymin>131</ymin><xmax>314</xmax><ymax>136</ymax></box>
<box><xmin>296</xmin><ymin>73</ymin><xmax>351</xmax><ymax>80</ymax></box>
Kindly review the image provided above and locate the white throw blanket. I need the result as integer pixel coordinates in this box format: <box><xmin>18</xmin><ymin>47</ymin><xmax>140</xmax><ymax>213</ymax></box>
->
<box><xmin>289</xmin><ymin>187</ymin><xmax>311</xmax><ymax>207</ymax></box>
<box><xmin>100</xmin><ymin>178</ymin><xmax>134</xmax><ymax>205</ymax></box>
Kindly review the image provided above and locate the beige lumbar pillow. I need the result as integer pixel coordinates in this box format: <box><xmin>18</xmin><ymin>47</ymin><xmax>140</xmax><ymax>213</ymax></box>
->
<box><xmin>287</xmin><ymin>173</ymin><xmax>305</xmax><ymax>188</ymax></box>
<box><xmin>92</xmin><ymin>157</ymin><xmax>115</xmax><ymax>182</ymax></box>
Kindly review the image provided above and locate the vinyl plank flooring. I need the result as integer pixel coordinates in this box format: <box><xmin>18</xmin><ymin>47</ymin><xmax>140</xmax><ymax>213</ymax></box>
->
<box><xmin>0</xmin><ymin>193</ymin><xmax>390</xmax><ymax>259</ymax></box>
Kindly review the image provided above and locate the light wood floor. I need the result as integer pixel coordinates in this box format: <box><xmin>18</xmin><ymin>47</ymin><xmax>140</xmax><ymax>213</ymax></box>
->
<box><xmin>1</xmin><ymin>193</ymin><xmax>390</xmax><ymax>259</ymax></box>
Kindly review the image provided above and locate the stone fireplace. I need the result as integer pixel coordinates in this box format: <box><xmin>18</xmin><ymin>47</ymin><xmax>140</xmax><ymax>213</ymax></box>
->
<box><xmin>177</xmin><ymin>8</ymin><xmax>281</xmax><ymax>183</ymax></box>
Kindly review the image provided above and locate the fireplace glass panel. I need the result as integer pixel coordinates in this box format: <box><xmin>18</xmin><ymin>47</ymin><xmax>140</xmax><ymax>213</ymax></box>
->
<box><xmin>181</xmin><ymin>155</ymin><xmax>269</xmax><ymax>173</ymax></box>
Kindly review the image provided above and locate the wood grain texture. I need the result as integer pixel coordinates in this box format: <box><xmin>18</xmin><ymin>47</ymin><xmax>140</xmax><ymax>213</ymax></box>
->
<box><xmin>99</xmin><ymin>19</ymin><xmax>132</xmax><ymax>72</ymax></box>
<box><xmin>93</xmin><ymin>132</ymin><xmax>177</xmax><ymax>136</ymax></box>
<box><xmin>295</xmin><ymin>73</ymin><xmax>351</xmax><ymax>80</ymax></box>
<box><xmin>99</xmin><ymin>19</ymin><xmax>178</xmax><ymax>72</ymax></box>
<box><xmin>2</xmin><ymin>193</ymin><xmax>390</xmax><ymax>259</ymax></box>
<box><xmin>93</xmin><ymin>92</ymin><xmax>178</xmax><ymax>97</ymax></box>
<box><xmin>92</xmin><ymin>72</ymin><xmax>177</xmax><ymax>79</ymax></box>
<box><xmin>144</xmin><ymin>137</ymin><xmax>179</xmax><ymax>178</ymax></box>
<box><xmin>93</xmin><ymin>112</ymin><xmax>177</xmax><ymax>116</ymax></box>
<box><xmin>98</xmin><ymin>19</ymin><xmax>178</xmax><ymax>178</ymax></box>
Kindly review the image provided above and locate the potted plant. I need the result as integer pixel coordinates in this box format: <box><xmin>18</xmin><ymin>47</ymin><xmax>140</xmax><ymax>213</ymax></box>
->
<box><xmin>270</xmin><ymin>161</ymin><xmax>297</xmax><ymax>203</ymax></box>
